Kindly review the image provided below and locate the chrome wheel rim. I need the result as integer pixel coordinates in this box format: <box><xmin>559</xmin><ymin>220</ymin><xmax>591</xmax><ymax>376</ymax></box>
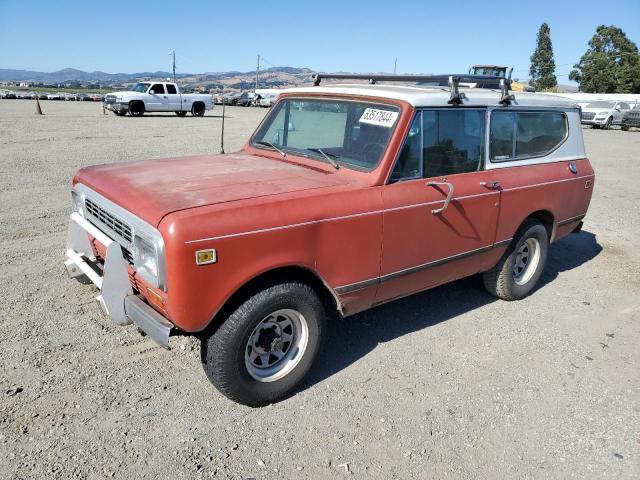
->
<box><xmin>513</xmin><ymin>237</ymin><xmax>541</xmax><ymax>286</ymax></box>
<box><xmin>244</xmin><ymin>308</ymin><xmax>309</xmax><ymax>382</ymax></box>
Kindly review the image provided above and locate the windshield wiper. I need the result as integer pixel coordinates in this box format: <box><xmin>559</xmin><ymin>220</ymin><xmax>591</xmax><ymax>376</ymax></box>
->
<box><xmin>306</xmin><ymin>148</ymin><xmax>340</xmax><ymax>170</ymax></box>
<box><xmin>256</xmin><ymin>141</ymin><xmax>286</xmax><ymax>158</ymax></box>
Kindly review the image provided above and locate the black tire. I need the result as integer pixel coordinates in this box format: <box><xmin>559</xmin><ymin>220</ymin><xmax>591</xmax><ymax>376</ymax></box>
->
<box><xmin>191</xmin><ymin>102</ymin><xmax>205</xmax><ymax>117</ymax></box>
<box><xmin>591</xmin><ymin>125</ymin><xmax>599</xmax><ymax>129</ymax></box>
<box><xmin>114</xmin><ymin>111</ymin><xmax>127</xmax><ymax>116</ymax></box>
<box><xmin>602</xmin><ymin>117</ymin><xmax>612</xmax><ymax>130</ymax></box>
<box><xmin>482</xmin><ymin>219</ymin><xmax>549</xmax><ymax>301</ymax></box>
<box><xmin>201</xmin><ymin>282</ymin><xmax>326</xmax><ymax>407</ymax></box>
<box><xmin>621</xmin><ymin>124</ymin><xmax>629</xmax><ymax>131</ymax></box>
<box><xmin>128</xmin><ymin>101</ymin><xmax>145</xmax><ymax>117</ymax></box>
<box><xmin>175</xmin><ymin>111</ymin><xmax>187</xmax><ymax>117</ymax></box>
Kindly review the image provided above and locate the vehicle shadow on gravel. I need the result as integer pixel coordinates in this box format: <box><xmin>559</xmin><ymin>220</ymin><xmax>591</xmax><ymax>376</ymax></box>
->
<box><xmin>304</xmin><ymin>230</ymin><xmax>602</xmax><ymax>388</ymax></box>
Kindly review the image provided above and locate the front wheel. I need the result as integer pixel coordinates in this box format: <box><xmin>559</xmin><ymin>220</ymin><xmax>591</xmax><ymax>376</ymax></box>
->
<box><xmin>175</xmin><ymin>111</ymin><xmax>187</xmax><ymax>117</ymax></box>
<box><xmin>602</xmin><ymin>117</ymin><xmax>613</xmax><ymax>130</ymax></box>
<box><xmin>128</xmin><ymin>101</ymin><xmax>145</xmax><ymax>117</ymax></box>
<box><xmin>621</xmin><ymin>124</ymin><xmax>629</xmax><ymax>131</ymax></box>
<box><xmin>201</xmin><ymin>282</ymin><xmax>326</xmax><ymax>407</ymax></box>
<box><xmin>482</xmin><ymin>219</ymin><xmax>549</xmax><ymax>301</ymax></box>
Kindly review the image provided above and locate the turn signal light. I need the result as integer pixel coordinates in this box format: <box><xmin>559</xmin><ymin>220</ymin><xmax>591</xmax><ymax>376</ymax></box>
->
<box><xmin>146</xmin><ymin>288</ymin><xmax>165</xmax><ymax>309</ymax></box>
<box><xmin>195</xmin><ymin>249</ymin><xmax>217</xmax><ymax>265</ymax></box>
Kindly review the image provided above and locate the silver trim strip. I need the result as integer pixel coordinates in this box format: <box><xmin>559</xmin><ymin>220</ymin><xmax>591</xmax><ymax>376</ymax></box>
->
<box><xmin>334</xmin><ymin>237</ymin><xmax>513</xmax><ymax>294</ymax></box>
<box><xmin>185</xmin><ymin>175</ymin><xmax>592</xmax><ymax>245</ymax></box>
<box><xmin>557</xmin><ymin>213</ymin><xmax>586</xmax><ymax>227</ymax></box>
<box><xmin>184</xmin><ymin>191</ymin><xmax>500</xmax><ymax>244</ymax></box>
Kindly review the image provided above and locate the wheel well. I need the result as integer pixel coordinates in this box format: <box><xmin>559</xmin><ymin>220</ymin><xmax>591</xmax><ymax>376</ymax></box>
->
<box><xmin>527</xmin><ymin>210</ymin><xmax>554</xmax><ymax>239</ymax></box>
<box><xmin>192</xmin><ymin>101</ymin><xmax>204</xmax><ymax>108</ymax></box>
<box><xmin>205</xmin><ymin>266</ymin><xmax>341</xmax><ymax>334</ymax></box>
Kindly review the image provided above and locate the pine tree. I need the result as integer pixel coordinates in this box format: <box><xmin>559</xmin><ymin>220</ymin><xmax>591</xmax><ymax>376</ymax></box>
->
<box><xmin>570</xmin><ymin>25</ymin><xmax>640</xmax><ymax>93</ymax></box>
<box><xmin>529</xmin><ymin>23</ymin><xmax>557</xmax><ymax>91</ymax></box>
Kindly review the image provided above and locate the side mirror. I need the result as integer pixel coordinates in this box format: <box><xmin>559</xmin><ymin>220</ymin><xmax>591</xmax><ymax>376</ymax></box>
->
<box><xmin>149</xmin><ymin>90</ymin><xmax>155</xmax><ymax>94</ymax></box>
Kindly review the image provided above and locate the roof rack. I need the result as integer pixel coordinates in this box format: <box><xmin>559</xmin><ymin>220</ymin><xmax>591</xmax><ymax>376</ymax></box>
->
<box><xmin>311</xmin><ymin>73</ymin><xmax>514</xmax><ymax>105</ymax></box>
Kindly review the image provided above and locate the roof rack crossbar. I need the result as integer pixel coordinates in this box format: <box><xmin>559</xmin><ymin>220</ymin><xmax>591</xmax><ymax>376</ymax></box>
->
<box><xmin>312</xmin><ymin>73</ymin><xmax>512</xmax><ymax>88</ymax></box>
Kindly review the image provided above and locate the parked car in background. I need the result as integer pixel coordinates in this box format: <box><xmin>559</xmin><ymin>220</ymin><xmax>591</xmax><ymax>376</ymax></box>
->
<box><xmin>16</xmin><ymin>91</ymin><xmax>31</xmax><ymax>99</ymax></box>
<box><xmin>236</xmin><ymin>92</ymin><xmax>256</xmax><ymax>107</ymax></box>
<box><xmin>104</xmin><ymin>82</ymin><xmax>213</xmax><ymax>117</ymax></box>
<box><xmin>621</xmin><ymin>104</ymin><xmax>640</xmax><ymax>131</ymax></box>
<box><xmin>64</xmin><ymin>76</ymin><xmax>594</xmax><ymax>406</ymax></box>
<box><xmin>1</xmin><ymin>89</ymin><xmax>17</xmax><ymax>99</ymax></box>
<box><xmin>258</xmin><ymin>92</ymin><xmax>279</xmax><ymax>107</ymax></box>
<box><xmin>581</xmin><ymin>100</ymin><xmax>631</xmax><ymax>129</ymax></box>
<box><xmin>220</xmin><ymin>92</ymin><xmax>242</xmax><ymax>105</ymax></box>
<box><xmin>37</xmin><ymin>92</ymin><xmax>50</xmax><ymax>100</ymax></box>
<box><xmin>65</xmin><ymin>93</ymin><xmax>78</xmax><ymax>101</ymax></box>
<box><xmin>89</xmin><ymin>93</ymin><xmax>104</xmax><ymax>102</ymax></box>
<box><xmin>47</xmin><ymin>92</ymin><xmax>63</xmax><ymax>100</ymax></box>
<box><xmin>77</xmin><ymin>93</ymin><xmax>90</xmax><ymax>101</ymax></box>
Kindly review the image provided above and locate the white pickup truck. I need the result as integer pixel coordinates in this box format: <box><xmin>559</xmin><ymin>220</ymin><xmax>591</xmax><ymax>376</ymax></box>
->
<box><xmin>104</xmin><ymin>82</ymin><xmax>214</xmax><ymax>117</ymax></box>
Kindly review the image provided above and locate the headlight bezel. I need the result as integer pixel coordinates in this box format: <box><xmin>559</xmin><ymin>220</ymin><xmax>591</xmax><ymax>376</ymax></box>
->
<box><xmin>133</xmin><ymin>232</ymin><xmax>165</xmax><ymax>290</ymax></box>
<box><xmin>72</xmin><ymin>184</ymin><xmax>167</xmax><ymax>291</ymax></box>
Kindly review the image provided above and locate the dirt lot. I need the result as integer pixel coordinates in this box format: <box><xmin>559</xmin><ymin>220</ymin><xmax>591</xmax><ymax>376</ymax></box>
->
<box><xmin>0</xmin><ymin>100</ymin><xmax>639</xmax><ymax>480</ymax></box>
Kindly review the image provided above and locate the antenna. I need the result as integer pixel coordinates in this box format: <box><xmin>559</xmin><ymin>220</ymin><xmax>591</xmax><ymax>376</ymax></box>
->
<box><xmin>255</xmin><ymin>54</ymin><xmax>260</xmax><ymax>89</ymax></box>
<box><xmin>393</xmin><ymin>58</ymin><xmax>397</xmax><ymax>74</ymax></box>
<box><xmin>219</xmin><ymin>98</ymin><xmax>226</xmax><ymax>154</ymax></box>
<box><xmin>169</xmin><ymin>50</ymin><xmax>176</xmax><ymax>83</ymax></box>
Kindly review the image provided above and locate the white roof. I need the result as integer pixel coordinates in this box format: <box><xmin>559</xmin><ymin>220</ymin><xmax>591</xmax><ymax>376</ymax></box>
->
<box><xmin>283</xmin><ymin>84</ymin><xmax>578</xmax><ymax>108</ymax></box>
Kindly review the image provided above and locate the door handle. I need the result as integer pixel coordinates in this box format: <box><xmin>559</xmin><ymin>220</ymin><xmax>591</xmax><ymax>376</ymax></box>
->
<box><xmin>426</xmin><ymin>181</ymin><xmax>454</xmax><ymax>214</ymax></box>
<box><xmin>480</xmin><ymin>180</ymin><xmax>501</xmax><ymax>190</ymax></box>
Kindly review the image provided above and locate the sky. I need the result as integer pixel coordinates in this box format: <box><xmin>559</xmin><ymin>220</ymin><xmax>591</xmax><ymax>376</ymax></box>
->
<box><xmin>1</xmin><ymin>0</ymin><xmax>639</xmax><ymax>83</ymax></box>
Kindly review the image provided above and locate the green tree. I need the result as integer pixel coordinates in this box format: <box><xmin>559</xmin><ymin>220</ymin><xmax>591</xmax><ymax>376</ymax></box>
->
<box><xmin>569</xmin><ymin>25</ymin><xmax>640</xmax><ymax>93</ymax></box>
<box><xmin>529</xmin><ymin>23</ymin><xmax>557</xmax><ymax>91</ymax></box>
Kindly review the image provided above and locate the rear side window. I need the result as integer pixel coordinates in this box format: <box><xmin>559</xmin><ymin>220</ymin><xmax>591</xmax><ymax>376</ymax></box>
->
<box><xmin>150</xmin><ymin>83</ymin><xmax>165</xmax><ymax>94</ymax></box>
<box><xmin>490</xmin><ymin>110</ymin><xmax>567</xmax><ymax>161</ymax></box>
<box><xmin>166</xmin><ymin>84</ymin><xmax>177</xmax><ymax>94</ymax></box>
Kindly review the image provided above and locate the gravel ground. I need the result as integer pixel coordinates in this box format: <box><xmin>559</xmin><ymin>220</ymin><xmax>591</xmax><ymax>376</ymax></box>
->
<box><xmin>0</xmin><ymin>100</ymin><xmax>639</xmax><ymax>480</ymax></box>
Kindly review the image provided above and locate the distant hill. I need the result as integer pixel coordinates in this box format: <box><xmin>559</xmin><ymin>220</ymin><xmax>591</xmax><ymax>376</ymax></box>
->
<box><xmin>0</xmin><ymin>66</ymin><xmax>316</xmax><ymax>89</ymax></box>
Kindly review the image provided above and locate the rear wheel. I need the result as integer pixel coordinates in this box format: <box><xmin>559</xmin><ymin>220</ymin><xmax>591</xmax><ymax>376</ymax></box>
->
<box><xmin>482</xmin><ymin>219</ymin><xmax>549</xmax><ymax>301</ymax></box>
<box><xmin>200</xmin><ymin>282</ymin><xmax>326</xmax><ymax>407</ymax></box>
<box><xmin>175</xmin><ymin>111</ymin><xmax>187</xmax><ymax>117</ymax></box>
<box><xmin>128</xmin><ymin>101</ymin><xmax>145</xmax><ymax>117</ymax></box>
<box><xmin>114</xmin><ymin>111</ymin><xmax>126</xmax><ymax>116</ymax></box>
<box><xmin>191</xmin><ymin>102</ymin><xmax>205</xmax><ymax>117</ymax></box>
<box><xmin>621</xmin><ymin>124</ymin><xmax>629</xmax><ymax>131</ymax></box>
<box><xmin>602</xmin><ymin>116</ymin><xmax>613</xmax><ymax>130</ymax></box>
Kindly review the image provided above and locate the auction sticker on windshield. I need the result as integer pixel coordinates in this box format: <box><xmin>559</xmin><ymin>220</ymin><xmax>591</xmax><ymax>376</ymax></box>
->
<box><xmin>359</xmin><ymin>108</ymin><xmax>399</xmax><ymax>127</ymax></box>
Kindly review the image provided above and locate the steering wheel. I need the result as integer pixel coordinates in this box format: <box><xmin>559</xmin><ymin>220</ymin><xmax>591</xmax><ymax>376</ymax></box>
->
<box><xmin>361</xmin><ymin>142</ymin><xmax>385</xmax><ymax>160</ymax></box>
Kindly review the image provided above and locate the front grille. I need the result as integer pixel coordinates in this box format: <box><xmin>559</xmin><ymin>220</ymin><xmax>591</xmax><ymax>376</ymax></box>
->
<box><xmin>105</xmin><ymin>95</ymin><xmax>116</xmax><ymax>104</ymax></box>
<box><xmin>85</xmin><ymin>198</ymin><xmax>133</xmax><ymax>245</ymax></box>
<box><xmin>582</xmin><ymin>112</ymin><xmax>595</xmax><ymax>120</ymax></box>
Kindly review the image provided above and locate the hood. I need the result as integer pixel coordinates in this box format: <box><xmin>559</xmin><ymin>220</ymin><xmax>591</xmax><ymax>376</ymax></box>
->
<box><xmin>74</xmin><ymin>153</ymin><xmax>345</xmax><ymax>226</ymax></box>
<box><xmin>582</xmin><ymin>106</ymin><xmax>613</xmax><ymax>113</ymax></box>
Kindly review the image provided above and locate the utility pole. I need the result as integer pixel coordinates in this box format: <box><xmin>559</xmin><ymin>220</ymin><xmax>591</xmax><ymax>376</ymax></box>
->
<box><xmin>393</xmin><ymin>58</ymin><xmax>397</xmax><ymax>74</ymax></box>
<box><xmin>169</xmin><ymin>50</ymin><xmax>176</xmax><ymax>83</ymax></box>
<box><xmin>255</xmin><ymin>54</ymin><xmax>260</xmax><ymax>90</ymax></box>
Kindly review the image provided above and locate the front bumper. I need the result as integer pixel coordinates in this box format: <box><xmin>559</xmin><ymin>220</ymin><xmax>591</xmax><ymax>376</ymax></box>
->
<box><xmin>104</xmin><ymin>101</ymin><xmax>128</xmax><ymax>113</ymax></box>
<box><xmin>581</xmin><ymin>116</ymin><xmax>611</xmax><ymax>126</ymax></box>
<box><xmin>64</xmin><ymin>212</ymin><xmax>173</xmax><ymax>349</ymax></box>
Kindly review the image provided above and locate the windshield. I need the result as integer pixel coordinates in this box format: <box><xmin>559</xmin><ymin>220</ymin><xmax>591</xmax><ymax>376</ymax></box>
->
<box><xmin>130</xmin><ymin>83</ymin><xmax>150</xmax><ymax>93</ymax></box>
<box><xmin>252</xmin><ymin>98</ymin><xmax>400</xmax><ymax>170</ymax></box>
<box><xmin>586</xmin><ymin>101</ymin><xmax>615</xmax><ymax>108</ymax></box>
